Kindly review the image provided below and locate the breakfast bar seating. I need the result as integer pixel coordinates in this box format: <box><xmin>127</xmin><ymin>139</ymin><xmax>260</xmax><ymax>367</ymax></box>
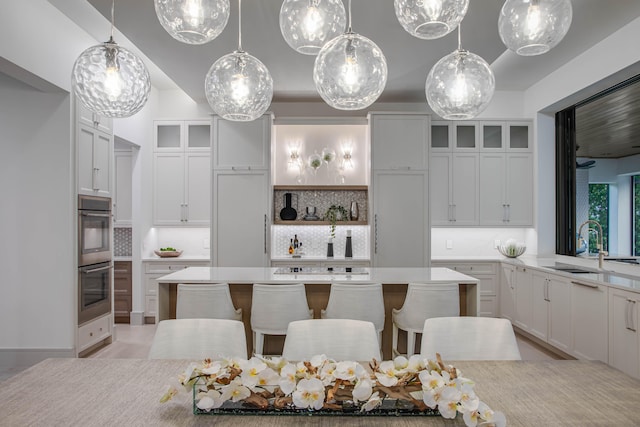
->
<box><xmin>156</xmin><ymin>267</ymin><xmax>481</xmax><ymax>359</ymax></box>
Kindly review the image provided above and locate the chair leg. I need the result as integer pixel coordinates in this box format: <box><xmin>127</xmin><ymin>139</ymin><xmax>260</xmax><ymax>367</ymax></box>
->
<box><xmin>254</xmin><ymin>332</ymin><xmax>265</xmax><ymax>356</ymax></box>
<box><xmin>392</xmin><ymin>323</ymin><xmax>399</xmax><ymax>357</ymax></box>
<box><xmin>406</xmin><ymin>332</ymin><xmax>416</xmax><ymax>357</ymax></box>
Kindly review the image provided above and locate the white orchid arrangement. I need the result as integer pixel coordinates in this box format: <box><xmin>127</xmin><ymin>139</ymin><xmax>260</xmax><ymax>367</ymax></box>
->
<box><xmin>160</xmin><ymin>353</ymin><xmax>505</xmax><ymax>426</ymax></box>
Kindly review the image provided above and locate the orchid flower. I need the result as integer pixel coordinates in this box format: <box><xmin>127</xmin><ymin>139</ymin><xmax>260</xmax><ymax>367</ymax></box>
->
<box><xmin>292</xmin><ymin>377</ymin><xmax>325</xmax><ymax>410</ymax></box>
<box><xmin>195</xmin><ymin>389</ymin><xmax>224</xmax><ymax>411</ymax></box>
<box><xmin>220</xmin><ymin>377</ymin><xmax>251</xmax><ymax>402</ymax></box>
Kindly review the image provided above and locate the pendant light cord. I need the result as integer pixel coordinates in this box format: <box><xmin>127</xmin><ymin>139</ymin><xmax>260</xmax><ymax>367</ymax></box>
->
<box><xmin>347</xmin><ymin>0</ymin><xmax>352</xmax><ymax>33</ymax></box>
<box><xmin>109</xmin><ymin>0</ymin><xmax>115</xmax><ymax>42</ymax></box>
<box><xmin>237</xmin><ymin>0</ymin><xmax>243</xmax><ymax>52</ymax></box>
<box><xmin>457</xmin><ymin>23</ymin><xmax>461</xmax><ymax>51</ymax></box>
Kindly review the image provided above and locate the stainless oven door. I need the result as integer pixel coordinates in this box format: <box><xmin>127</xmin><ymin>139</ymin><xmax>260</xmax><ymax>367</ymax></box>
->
<box><xmin>78</xmin><ymin>262</ymin><xmax>112</xmax><ymax>325</ymax></box>
<box><xmin>78</xmin><ymin>208</ymin><xmax>111</xmax><ymax>266</ymax></box>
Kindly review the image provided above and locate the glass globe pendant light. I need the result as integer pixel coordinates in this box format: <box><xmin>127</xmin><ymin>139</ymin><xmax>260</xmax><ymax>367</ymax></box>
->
<box><xmin>425</xmin><ymin>25</ymin><xmax>495</xmax><ymax>120</ymax></box>
<box><xmin>499</xmin><ymin>0</ymin><xmax>572</xmax><ymax>56</ymax></box>
<box><xmin>394</xmin><ymin>0</ymin><xmax>469</xmax><ymax>40</ymax></box>
<box><xmin>279</xmin><ymin>0</ymin><xmax>347</xmax><ymax>55</ymax></box>
<box><xmin>72</xmin><ymin>0</ymin><xmax>151</xmax><ymax>118</ymax></box>
<box><xmin>154</xmin><ymin>0</ymin><xmax>230</xmax><ymax>45</ymax></box>
<box><xmin>205</xmin><ymin>0</ymin><xmax>273</xmax><ymax>121</ymax></box>
<box><xmin>313</xmin><ymin>0</ymin><xmax>387</xmax><ymax>110</ymax></box>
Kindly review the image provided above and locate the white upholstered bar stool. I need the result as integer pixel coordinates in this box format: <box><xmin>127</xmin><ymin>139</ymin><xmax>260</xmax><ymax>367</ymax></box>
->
<box><xmin>175</xmin><ymin>283</ymin><xmax>242</xmax><ymax>320</ymax></box>
<box><xmin>392</xmin><ymin>283</ymin><xmax>460</xmax><ymax>357</ymax></box>
<box><xmin>282</xmin><ymin>319</ymin><xmax>382</xmax><ymax>362</ymax></box>
<box><xmin>321</xmin><ymin>283</ymin><xmax>385</xmax><ymax>344</ymax></box>
<box><xmin>420</xmin><ymin>317</ymin><xmax>521</xmax><ymax>361</ymax></box>
<box><xmin>250</xmin><ymin>283</ymin><xmax>313</xmax><ymax>356</ymax></box>
<box><xmin>148</xmin><ymin>318</ymin><xmax>248</xmax><ymax>360</ymax></box>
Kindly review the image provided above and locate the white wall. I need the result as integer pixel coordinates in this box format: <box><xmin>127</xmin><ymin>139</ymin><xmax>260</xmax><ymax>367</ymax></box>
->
<box><xmin>0</xmin><ymin>74</ymin><xmax>74</xmax><ymax>350</ymax></box>
<box><xmin>524</xmin><ymin>16</ymin><xmax>640</xmax><ymax>257</ymax></box>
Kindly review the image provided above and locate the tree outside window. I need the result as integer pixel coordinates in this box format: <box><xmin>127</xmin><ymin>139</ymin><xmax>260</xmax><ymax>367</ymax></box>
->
<box><xmin>588</xmin><ymin>184</ymin><xmax>609</xmax><ymax>253</ymax></box>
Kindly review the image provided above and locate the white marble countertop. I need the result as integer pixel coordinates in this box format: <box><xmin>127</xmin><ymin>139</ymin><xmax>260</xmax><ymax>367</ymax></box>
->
<box><xmin>434</xmin><ymin>254</ymin><xmax>640</xmax><ymax>292</ymax></box>
<box><xmin>156</xmin><ymin>267</ymin><xmax>480</xmax><ymax>285</ymax></box>
<box><xmin>142</xmin><ymin>255</ymin><xmax>210</xmax><ymax>262</ymax></box>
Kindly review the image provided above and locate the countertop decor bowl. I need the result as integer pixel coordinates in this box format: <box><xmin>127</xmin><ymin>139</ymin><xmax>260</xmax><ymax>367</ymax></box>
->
<box><xmin>154</xmin><ymin>249</ymin><xmax>183</xmax><ymax>258</ymax></box>
<box><xmin>498</xmin><ymin>241</ymin><xmax>526</xmax><ymax>258</ymax></box>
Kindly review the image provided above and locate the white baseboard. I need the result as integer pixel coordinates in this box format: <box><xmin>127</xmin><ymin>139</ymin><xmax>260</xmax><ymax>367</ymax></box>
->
<box><xmin>130</xmin><ymin>311</ymin><xmax>144</xmax><ymax>326</ymax></box>
<box><xmin>0</xmin><ymin>348</ymin><xmax>75</xmax><ymax>373</ymax></box>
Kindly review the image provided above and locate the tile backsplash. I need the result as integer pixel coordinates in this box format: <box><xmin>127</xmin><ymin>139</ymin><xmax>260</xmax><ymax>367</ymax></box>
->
<box><xmin>114</xmin><ymin>227</ymin><xmax>132</xmax><ymax>257</ymax></box>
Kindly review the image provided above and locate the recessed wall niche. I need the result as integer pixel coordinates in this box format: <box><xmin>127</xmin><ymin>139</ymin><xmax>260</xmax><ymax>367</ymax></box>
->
<box><xmin>273</xmin><ymin>122</ymin><xmax>368</xmax><ymax>186</ymax></box>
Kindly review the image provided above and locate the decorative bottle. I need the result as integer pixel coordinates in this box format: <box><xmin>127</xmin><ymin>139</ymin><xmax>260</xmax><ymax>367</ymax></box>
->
<box><xmin>288</xmin><ymin>239</ymin><xmax>294</xmax><ymax>255</ymax></box>
<box><xmin>350</xmin><ymin>201</ymin><xmax>359</xmax><ymax>221</ymax></box>
<box><xmin>344</xmin><ymin>230</ymin><xmax>353</xmax><ymax>258</ymax></box>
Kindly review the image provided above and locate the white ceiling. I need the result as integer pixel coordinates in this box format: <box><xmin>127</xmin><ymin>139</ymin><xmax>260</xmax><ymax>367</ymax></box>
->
<box><xmin>53</xmin><ymin>0</ymin><xmax>640</xmax><ymax>106</ymax></box>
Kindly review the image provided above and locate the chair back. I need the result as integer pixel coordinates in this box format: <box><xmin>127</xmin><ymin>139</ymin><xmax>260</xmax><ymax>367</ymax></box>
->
<box><xmin>420</xmin><ymin>317</ymin><xmax>521</xmax><ymax>361</ymax></box>
<box><xmin>321</xmin><ymin>283</ymin><xmax>385</xmax><ymax>334</ymax></box>
<box><xmin>250</xmin><ymin>283</ymin><xmax>312</xmax><ymax>333</ymax></box>
<box><xmin>282</xmin><ymin>319</ymin><xmax>382</xmax><ymax>362</ymax></box>
<box><xmin>176</xmin><ymin>283</ymin><xmax>241</xmax><ymax>320</ymax></box>
<box><xmin>148</xmin><ymin>318</ymin><xmax>247</xmax><ymax>360</ymax></box>
<box><xmin>395</xmin><ymin>283</ymin><xmax>460</xmax><ymax>331</ymax></box>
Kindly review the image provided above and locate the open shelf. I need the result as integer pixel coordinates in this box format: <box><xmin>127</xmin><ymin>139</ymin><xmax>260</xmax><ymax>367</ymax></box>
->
<box><xmin>273</xmin><ymin>220</ymin><xmax>368</xmax><ymax>226</ymax></box>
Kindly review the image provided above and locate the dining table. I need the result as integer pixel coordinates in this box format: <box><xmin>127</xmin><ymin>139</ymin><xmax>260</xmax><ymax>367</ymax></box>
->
<box><xmin>1</xmin><ymin>358</ymin><xmax>639</xmax><ymax>426</ymax></box>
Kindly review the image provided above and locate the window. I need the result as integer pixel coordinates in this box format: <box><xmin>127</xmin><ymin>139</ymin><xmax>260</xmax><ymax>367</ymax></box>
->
<box><xmin>588</xmin><ymin>183</ymin><xmax>609</xmax><ymax>253</ymax></box>
<box><xmin>634</xmin><ymin>175</ymin><xmax>640</xmax><ymax>256</ymax></box>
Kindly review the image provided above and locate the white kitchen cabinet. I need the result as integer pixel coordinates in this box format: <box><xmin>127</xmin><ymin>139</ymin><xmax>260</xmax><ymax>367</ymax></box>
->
<box><xmin>431</xmin><ymin>261</ymin><xmax>498</xmax><ymax>317</ymax></box>
<box><xmin>479</xmin><ymin>152</ymin><xmax>533</xmax><ymax>226</ymax></box>
<box><xmin>77</xmin><ymin>313</ymin><xmax>112</xmax><ymax>355</ymax></box>
<box><xmin>142</xmin><ymin>260</ymin><xmax>211</xmax><ymax>323</ymax></box>
<box><xmin>113</xmin><ymin>149</ymin><xmax>132</xmax><ymax>226</ymax></box>
<box><xmin>547</xmin><ymin>273</ymin><xmax>572</xmax><ymax>354</ymax></box>
<box><xmin>77</xmin><ymin>123</ymin><xmax>112</xmax><ymax>197</ymax></box>
<box><xmin>213</xmin><ymin>114</ymin><xmax>271</xmax><ymax>170</ymax></box>
<box><xmin>608</xmin><ymin>287</ymin><xmax>639</xmax><ymax>378</ymax></box>
<box><xmin>369</xmin><ymin>113</ymin><xmax>429</xmax><ymax>170</ymax></box>
<box><xmin>77</xmin><ymin>98</ymin><xmax>112</xmax><ymax>134</ymax></box>
<box><xmin>212</xmin><ymin>114</ymin><xmax>272</xmax><ymax>267</ymax></box>
<box><xmin>499</xmin><ymin>264</ymin><xmax>516</xmax><ymax>321</ymax></box>
<box><xmin>430</xmin><ymin>153</ymin><xmax>479</xmax><ymax>225</ymax></box>
<box><xmin>530</xmin><ymin>271</ymin><xmax>549</xmax><ymax>341</ymax></box>
<box><xmin>571</xmin><ymin>279</ymin><xmax>608</xmax><ymax>362</ymax></box>
<box><xmin>478</xmin><ymin>121</ymin><xmax>532</xmax><ymax>226</ymax></box>
<box><xmin>153</xmin><ymin>120</ymin><xmax>211</xmax><ymax>226</ymax></box>
<box><xmin>212</xmin><ymin>170</ymin><xmax>270</xmax><ymax>267</ymax></box>
<box><xmin>372</xmin><ymin>171</ymin><xmax>429</xmax><ymax>267</ymax></box>
<box><xmin>514</xmin><ymin>266</ymin><xmax>533</xmax><ymax>332</ymax></box>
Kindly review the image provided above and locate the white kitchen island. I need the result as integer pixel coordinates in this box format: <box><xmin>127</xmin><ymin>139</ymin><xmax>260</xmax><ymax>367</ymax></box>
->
<box><xmin>156</xmin><ymin>267</ymin><xmax>479</xmax><ymax>359</ymax></box>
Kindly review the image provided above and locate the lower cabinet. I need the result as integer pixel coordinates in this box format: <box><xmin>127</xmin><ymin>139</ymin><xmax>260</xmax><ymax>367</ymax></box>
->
<box><xmin>77</xmin><ymin>313</ymin><xmax>112</xmax><ymax>355</ymax></box>
<box><xmin>609</xmin><ymin>287</ymin><xmax>639</xmax><ymax>378</ymax></box>
<box><xmin>431</xmin><ymin>261</ymin><xmax>498</xmax><ymax>317</ymax></box>
<box><xmin>142</xmin><ymin>260</ymin><xmax>211</xmax><ymax>323</ymax></box>
<box><xmin>499</xmin><ymin>264</ymin><xmax>516</xmax><ymax>321</ymax></box>
<box><xmin>113</xmin><ymin>261</ymin><xmax>132</xmax><ymax>324</ymax></box>
<box><xmin>571</xmin><ymin>279</ymin><xmax>608</xmax><ymax>363</ymax></box>
<box><xmin>514</xmin><ymin>266</ymin><xmax>533</xmax><ymax>332</ymax></box>
<box><xmin>546</xmin><ymin>274</ymin><xmax>572</xmax><ymax>354</ymax></box>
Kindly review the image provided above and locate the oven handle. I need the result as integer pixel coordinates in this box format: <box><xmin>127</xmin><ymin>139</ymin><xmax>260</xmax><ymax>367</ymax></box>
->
<box><xmin>82</xmin><ymin>264</ymin><xmax>113</xmax><ymax>274</ymax></box>
<box><xmin>81</xmin><ymin>212</ymin><xmax>111</xmax><ymax>218</ymax></box>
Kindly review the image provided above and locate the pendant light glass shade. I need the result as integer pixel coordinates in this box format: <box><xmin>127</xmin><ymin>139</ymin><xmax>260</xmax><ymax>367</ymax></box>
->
<box><xmin>205</xmin><ymin>51</ymin><xmax>273</xmax><ymax>121</ymax></box>
<box><xmin>72</xmin><ymin>41</ymin><xmax>150</xmax><ymax>118</ymax></box>
<box><xmin>154</xmin><ymin>0</ymin><xmax>230</xmax><ymax>45</ymax></box>
<box><xmin>280</xmin><ymin>0</ymin><xmax>347</xmax><ymax>55</ymax></box>
<box><xmin>425</xmin><ymin>49</ymin><xmax>495</xmax><ymax>120</ymax></box>
<box><xmin>394</xmin><ymin>0</ymin><xmax>469</xmax><ymax>40</ymax></box>
<box><xmin>314</xmin><ymin>32</ymin><xmax>387</xmax><ymax>110</ymax></box>
<box><xmin>499</xmin><ymin>0</ymin><xmax>572</xmax><ymax>56</ymax></box>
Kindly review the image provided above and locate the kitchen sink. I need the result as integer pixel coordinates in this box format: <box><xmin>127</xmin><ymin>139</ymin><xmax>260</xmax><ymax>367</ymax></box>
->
<box><xmin>542</xmin><ymin>265</ymin><xmax>598</xmax><ymax>274</ymax></box>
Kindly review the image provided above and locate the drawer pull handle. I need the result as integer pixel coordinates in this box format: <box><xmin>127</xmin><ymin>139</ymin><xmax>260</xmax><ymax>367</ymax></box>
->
<box><xmin>571</xmin><ymin>281</ymin><xmax>599</xmax><ymax>290</ymax></box>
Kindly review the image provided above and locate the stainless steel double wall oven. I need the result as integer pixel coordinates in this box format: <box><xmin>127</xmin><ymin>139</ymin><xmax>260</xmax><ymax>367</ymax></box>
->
<box><xmin>77</xmin><ymin>195</ymin><xmax>112</xmax><ymax>325</ymax></box>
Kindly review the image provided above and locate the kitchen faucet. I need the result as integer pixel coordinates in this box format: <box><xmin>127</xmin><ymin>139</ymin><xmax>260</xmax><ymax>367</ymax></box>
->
<box><xmin>577</xmin><ymin>220</ymin><xmax>608</xmax><ymax>269</ymax></box>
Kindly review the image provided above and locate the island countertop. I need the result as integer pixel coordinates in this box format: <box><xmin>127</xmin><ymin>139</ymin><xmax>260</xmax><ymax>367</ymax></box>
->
<box><xmin>155</xmin><ymin>266</ymin><xmax>480</xmax><ymax>285</ymax></box>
